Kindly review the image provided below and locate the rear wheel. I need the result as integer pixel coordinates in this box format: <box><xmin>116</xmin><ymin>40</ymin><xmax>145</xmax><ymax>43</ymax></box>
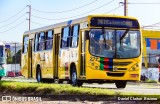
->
<box><xmin>36</xmin><ymin>67</ymin><xmax>42</xmax><ymax>83</ymax></box>
<box><xmin>115</xmin><ymin>81</ymin><xmax>127</xmax><ymax>88</ymax></box>
<box><xmin>71</xmin><ymin>66</ymin><xmax>83</xmax><ymax>87</ymax></box>
<box><xmin>57</xmin><ymin>80</ymin><xmax>63</xmax><ymax>84</ymax></box>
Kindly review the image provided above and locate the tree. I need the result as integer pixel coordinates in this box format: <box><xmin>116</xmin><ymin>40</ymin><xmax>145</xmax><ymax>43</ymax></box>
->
<box><xmin>12</xmin><ymin>49</ymin><xmax>21</xmax><ymax>64</ymax></box>
<box><xmin>6</xmin><ymin>49</ymin><xmax>13</xmax><ymax>64</ymax></box>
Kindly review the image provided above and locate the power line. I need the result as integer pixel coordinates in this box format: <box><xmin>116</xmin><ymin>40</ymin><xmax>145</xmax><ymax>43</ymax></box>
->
<box><xmin>31</xmin><ymin>21</ymin><xmax>45</xmax><ymax>26</ymax></box>
<box><xmin>31</xmin><ymin>0</ymin><xmax>98</xmax><ymax>13</ymax></box>
<box><xmin>0</xmin><ymin>13</ymin><xmax>26</xmax><ymax>29</ymax></box>
<box><xmin>129</xmin><ymin>3</ymin><xmax>160</xmax><ymax>4</ymax></box>
<box><xmin>31</xmin><ymin>0</ymin><xmax>115</xmax><ymax>20</ymax></box>
<box><xmin>0</xmin><ymin>6</ymin><xmax>27</xmax><ymax>23</ymax></box>
<box><xmin>105</xmin><ymin>4</ymin><xmax>123</xmax><ymax>14</ymax></box>
<box><xmin>143</xmin><ymin>22</ymin><xmax>160</xmax><ymax>28</ymax></box>
<box><xmin>0</xmin><ymin>20</ymin><xmax>26</xmax><ymax>33</ymax></box>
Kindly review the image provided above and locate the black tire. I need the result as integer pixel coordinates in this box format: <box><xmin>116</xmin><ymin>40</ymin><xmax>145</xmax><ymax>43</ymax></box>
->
<box><xmin>57</xmin><ymin>80</ymin><xmax>63</xmax><ymax>84</ymax></box>
<box><xmin>36</xmin><ymin>67</ymin><xmax>42</xmax><ymax>83</ymax></box>
<box><xmin>71</xmin><ymin>66</ymin><xmax>83</xmax><ymax>87</ymax></box>
<box><xmin>0</xmin><ymin>76</ymin><xmax>2</xmax><ymax>81</ymax></box>
<box><xmin>42</xmin><ymin>79</ymin><xmax>49</xmax><ymax>83</ymax></box>
<box><xmin>115</xmin><ymin>81</ymin><xmax>127</xmax><ymax>88</ymax></box>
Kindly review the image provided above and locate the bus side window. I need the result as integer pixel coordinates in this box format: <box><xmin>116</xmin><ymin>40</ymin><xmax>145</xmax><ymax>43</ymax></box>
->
<box><xmin>34</xmin><ymin>33</ymin><xmax>39</xmax><ymax>51</ymax></box>
<box><xmin>61</xmin><ymin>26</ymin><xmax>70</xmax><ymax>48</ymax></box>
<box><xmin>23</xmin><ymin>36</ymin><xmax>29</xmax><ymax>53</ymax></box>
<box><xmin>38</xmin><ymin>32</ymin><xmax>45</xmax><ymax>51</ymax></box>
<box><xmin>71</xmin><ymin>25</ymin><xmax>79</xmax><ymax>47</ymax></box>
<box><xmin>46</xmin><ymin>30</ymin><xmax>53</xmax><ymax>50</ymax></box>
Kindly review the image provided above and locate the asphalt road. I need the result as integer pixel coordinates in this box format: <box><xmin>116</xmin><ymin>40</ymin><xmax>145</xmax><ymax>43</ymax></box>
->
<box><xmin>1</xmin><ymin>77</ymin><xmax>160</xmax><ymax>95</ymax></box>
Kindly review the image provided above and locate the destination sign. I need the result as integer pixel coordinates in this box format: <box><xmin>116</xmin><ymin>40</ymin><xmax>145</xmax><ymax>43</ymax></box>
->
<box><xmin>90</xmin><ymin>17</ymin><xmax>139</xmax><ymax>29</ymax></box>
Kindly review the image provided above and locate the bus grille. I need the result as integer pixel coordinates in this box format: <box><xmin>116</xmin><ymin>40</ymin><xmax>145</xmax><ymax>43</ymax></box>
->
<box><xmin>107</xmin><ymin>72</ymin><xmax>125</xmax><ymax>77</ymax></box>
<box><xmin>117</xmin><ymin>68</ymin><xmax>127</xmax><ymax>70</ymax></box>
<box><xmin>113</xmin><ymin>62</ymin><xmax>132</xmax><ymax>66</ymax></box>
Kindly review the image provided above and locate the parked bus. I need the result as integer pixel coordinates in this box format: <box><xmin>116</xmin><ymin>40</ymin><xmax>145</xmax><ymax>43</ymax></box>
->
<box><xmin>0</xmin><ymin>41</ymin><xmax>7</xmax><ymax>80</ymax></box>
<box><xmin>21</xmin><ymin>14</ymin><xmax>142</xmax><ymax>88</ymax></box>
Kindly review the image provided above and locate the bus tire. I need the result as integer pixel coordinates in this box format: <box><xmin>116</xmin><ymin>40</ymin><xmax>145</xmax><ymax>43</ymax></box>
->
<box><xmin>36</xmin><ymin>67</ymin><xmax>42</xmax><ymax>83</ymax></box>
<box><xmin>71</xmin><ymin>66</ymin><xmax>83</xmax><ymax>87</ymax></box>
<box><xmin>0</xmin><ymin>76</ymin><xmax>2</xmax><ymax>81</ymax></box>
<box><xmin>57</xmin><ymin>80</ymin><xmax>63</xmax><ymax>84</ymax></box>
<box><xmin>115</xmin><ymin>81</ymin><xmax>127</xmax><ymax>88</ymax></box>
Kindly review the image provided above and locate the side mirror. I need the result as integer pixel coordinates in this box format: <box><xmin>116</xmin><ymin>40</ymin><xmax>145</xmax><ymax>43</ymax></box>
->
<box><xmin>85</xmin><ymin>30</ymin><xmax>89</xmax><ymax>40</ymax></box>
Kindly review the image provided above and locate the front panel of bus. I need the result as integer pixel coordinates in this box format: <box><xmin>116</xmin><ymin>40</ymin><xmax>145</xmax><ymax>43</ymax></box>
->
<box><xmin>0</xmin><ymin>45</ymin><xmax>6</xmax><ymax>77</ymax></box>
<box><xmin>85</xmin><ymin>16</ymin><xmax>141</xmax><ymax>81</ymax></box>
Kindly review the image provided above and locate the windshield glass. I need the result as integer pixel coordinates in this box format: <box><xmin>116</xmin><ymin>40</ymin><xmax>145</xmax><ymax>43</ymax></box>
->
<box><xmin>89</xmin><ymin>29</ymin><xmax>140</xmax><ymax>58</ymax></box>
<box><xmin>0</xmin><ymin>46</ymin><xmax>5</xmax><ymax>64</ymax></box>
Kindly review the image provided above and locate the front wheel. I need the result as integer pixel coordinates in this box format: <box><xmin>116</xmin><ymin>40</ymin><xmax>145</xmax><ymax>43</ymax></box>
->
<box><xmin>71</xmin><ymin>66</ymin><xmax>83</xmax><ymax>87</ymax></box>
<box><xmin>36</xmin><ymin>67</ymin><xmax>42</xmax><ymax>83</ymax></box>
<box><xmin>115</xmin><ymin>81</ymin><xmax>127</xmax><ymax>88</ymax></box>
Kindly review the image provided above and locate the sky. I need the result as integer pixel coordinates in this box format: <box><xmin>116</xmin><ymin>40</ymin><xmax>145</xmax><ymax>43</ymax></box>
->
<box><xmin>0</xmin><ymin>0</ymin><xmax>160</xmax><ymax>42</ymax></box>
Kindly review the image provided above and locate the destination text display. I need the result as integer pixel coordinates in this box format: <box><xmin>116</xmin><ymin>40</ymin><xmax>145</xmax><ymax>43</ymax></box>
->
<box><xmin>90</xmin><ymin>17</ymin><xmax>139</xmax><ymax>29</ymax></box>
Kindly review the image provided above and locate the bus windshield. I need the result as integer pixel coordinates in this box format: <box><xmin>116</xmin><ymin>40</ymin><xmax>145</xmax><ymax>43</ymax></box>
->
<box><xmin>89</xmin><ymin>29</ymin><xmax>140</xmax><ymax>58</ymax></box>
<box><xmin>0</xmin><ymin>46</ymin><xmax>5</xmax><ymax>64</ymax></box>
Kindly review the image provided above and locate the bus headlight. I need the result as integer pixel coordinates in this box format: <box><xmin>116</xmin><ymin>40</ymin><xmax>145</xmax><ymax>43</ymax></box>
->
<box><xmin>131</xmin><ymin>63</ymin><xmax>140</xmax><ymax>71</ymax></box>
<box><xmin>113</xmin><ymin>67</ymin><xmax>118</xmax><ymax>71</ymax></box>
<box><xmin>132</xmin><ymin>67</ymin><xmax>136</xmax><ymax>70</ymax></box>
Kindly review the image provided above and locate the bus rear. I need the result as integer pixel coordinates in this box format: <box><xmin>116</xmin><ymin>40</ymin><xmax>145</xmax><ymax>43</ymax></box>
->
<box><xmin>85</xmin><ymin>15</ymin><xmax>141</xmax><ymax>88</ymax></box>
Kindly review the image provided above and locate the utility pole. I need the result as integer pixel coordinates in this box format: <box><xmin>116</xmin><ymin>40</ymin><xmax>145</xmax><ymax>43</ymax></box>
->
<box><xmin>124</xmin><ymin>0</ymin><xmax>128</xmax><ymax>16</ymax></box>
<box><xmin>27</xmin><ymin>5</ymin><xmax>31</xmax><ymax>31</ymax></box>
<box><xmin>14</xmin><ymin>43</ymin><xmax>17</xmax><ymax>75</ymax></box>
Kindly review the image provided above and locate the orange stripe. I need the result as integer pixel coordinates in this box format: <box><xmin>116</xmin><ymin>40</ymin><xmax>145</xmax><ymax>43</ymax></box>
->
<box><xmin>150</xmin><ymin>39</ymin><xmax>157</xmax><ymax>49</ymax></box>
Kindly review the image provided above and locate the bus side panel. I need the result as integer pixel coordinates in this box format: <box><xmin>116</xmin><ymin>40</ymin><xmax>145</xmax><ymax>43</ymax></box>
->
<box><xmin>32</xmin><ymin>52</ymin><xmax>43</xmax><ymax>78</ymax></box>
<box><xmin>43</xmin><ymin>51</ymin><xmax>53</xmax><ymax>78</ymax></box>
<box><xmin>21</xmin><ymin>54</ymin><xmax>28</xmax><ymax>78</ymax></box>
<box><xmin>58</xmin><ymin>49</ymin><xmax>69</xmax><ymax>79</ymax></box>
<box><xmin>58</xmin><ymin>48</ymin><xmax>78</xmax><ymax>80</ymax></box>
<box><xmin>69</xmin><ymin>48</ymin><xmax>78</xmax><ymax>78</ymax></box>
<box><xmin>32</xmin><ymin>52</ymin><xmax>37</xmax><ymax>79</ymax></box>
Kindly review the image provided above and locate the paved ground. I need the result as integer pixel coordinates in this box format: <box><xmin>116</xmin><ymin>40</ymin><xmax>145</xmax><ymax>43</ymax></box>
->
<box><xmin>83</xmin><ymin>82</ymin><xmax>160</xmax><ymax>95</ymax></box>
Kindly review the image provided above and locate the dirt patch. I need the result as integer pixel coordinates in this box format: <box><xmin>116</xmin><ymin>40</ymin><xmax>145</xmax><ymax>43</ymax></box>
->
<box><xmin>0</xmin><ymin>91</ymin><xmax>159</xmax><ymax>104</ymax></box>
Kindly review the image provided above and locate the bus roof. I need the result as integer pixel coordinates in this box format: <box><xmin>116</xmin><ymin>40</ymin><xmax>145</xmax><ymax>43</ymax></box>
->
<box><xmin>24</xmin><ymin>16</ymin><xmax>87</xmax><ymax>35</ymax></box>
<box><xmin>0</xmin><ymin>41</ymin><xmax>5</xmax><ymax>46</ymax></box>
<box><xmin>24</xmin><ymin>14</ymin><xmax>138</xmax><ymax>35</ymax></box>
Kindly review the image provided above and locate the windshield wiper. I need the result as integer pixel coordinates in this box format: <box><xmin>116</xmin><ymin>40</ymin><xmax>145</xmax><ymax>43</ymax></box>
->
<box><xmin>120</xmin><ymin>29</ymin><xmax>130</xmax><ymax>45</ymax></box>
<box><xmin>102</xmin><ymin>28</ymin><xmax>107</xmax><ymax>49</ymax></box>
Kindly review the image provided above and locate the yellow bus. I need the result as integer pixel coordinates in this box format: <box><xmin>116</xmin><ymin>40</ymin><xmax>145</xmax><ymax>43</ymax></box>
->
<box><xmin>21</xmin><ymin>14</ymin><xmax>142</xmax><ymax>88</ymax></box>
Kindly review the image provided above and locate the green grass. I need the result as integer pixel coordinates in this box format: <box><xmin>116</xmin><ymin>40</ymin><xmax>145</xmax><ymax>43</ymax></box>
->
<box><xmin>0</xmin><ymin>81</ymin><xmax>160</xmax><ymax>100</ymax></box>
<box><xmin>145</xmin><ymin>79</ymin><xmax>158</xmax><ymax>83</ymax></box>
<box><xmin>0</xmin><ymin>81</ymin><xmax>117</xmax><ymax>95</ymax></box>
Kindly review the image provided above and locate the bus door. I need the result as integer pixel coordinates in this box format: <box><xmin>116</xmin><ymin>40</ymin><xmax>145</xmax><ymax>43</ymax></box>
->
<box><xmin>54</xmin><ymin>33</ymin><xmax>60</xmax><ymax>78</ymax></box>
<box><xmin>80</xmin><ymin>30</ymin><xmax>86</xmax><ymax>76</ymax></box>
<box><xmin>28</xmin><ymin>39</ymin><xmax>33</xmax><ymax>78</ymax></box>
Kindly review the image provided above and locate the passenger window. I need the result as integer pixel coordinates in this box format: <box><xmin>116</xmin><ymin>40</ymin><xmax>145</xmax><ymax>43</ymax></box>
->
<box><xmin>61</xmin><ymin>27</ymin><xmax>70</xmax><ymax>48</ymax></box>
<box><xmin>34</xmin><ymin>33</ymin><xmax>39</xmax><ymax>51</ymax></box>
<box><xmin>46</xmin><ymin>30</ymin><xmax>53</xmax><ymax>50</ymax></box>
<box><xmin>71</xmin><ymin>25</ymin><xmax>79</xmax><ymax>47</ymax></box>
<box><xmin>38</xmin><ymin>32</ymin><xmax>45</xmax><ymax>51</ymax></box>
<box><xmin>23</xmin><ymin>36</ymin><xmax>29</xmax><ymax>53</ymax></box>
